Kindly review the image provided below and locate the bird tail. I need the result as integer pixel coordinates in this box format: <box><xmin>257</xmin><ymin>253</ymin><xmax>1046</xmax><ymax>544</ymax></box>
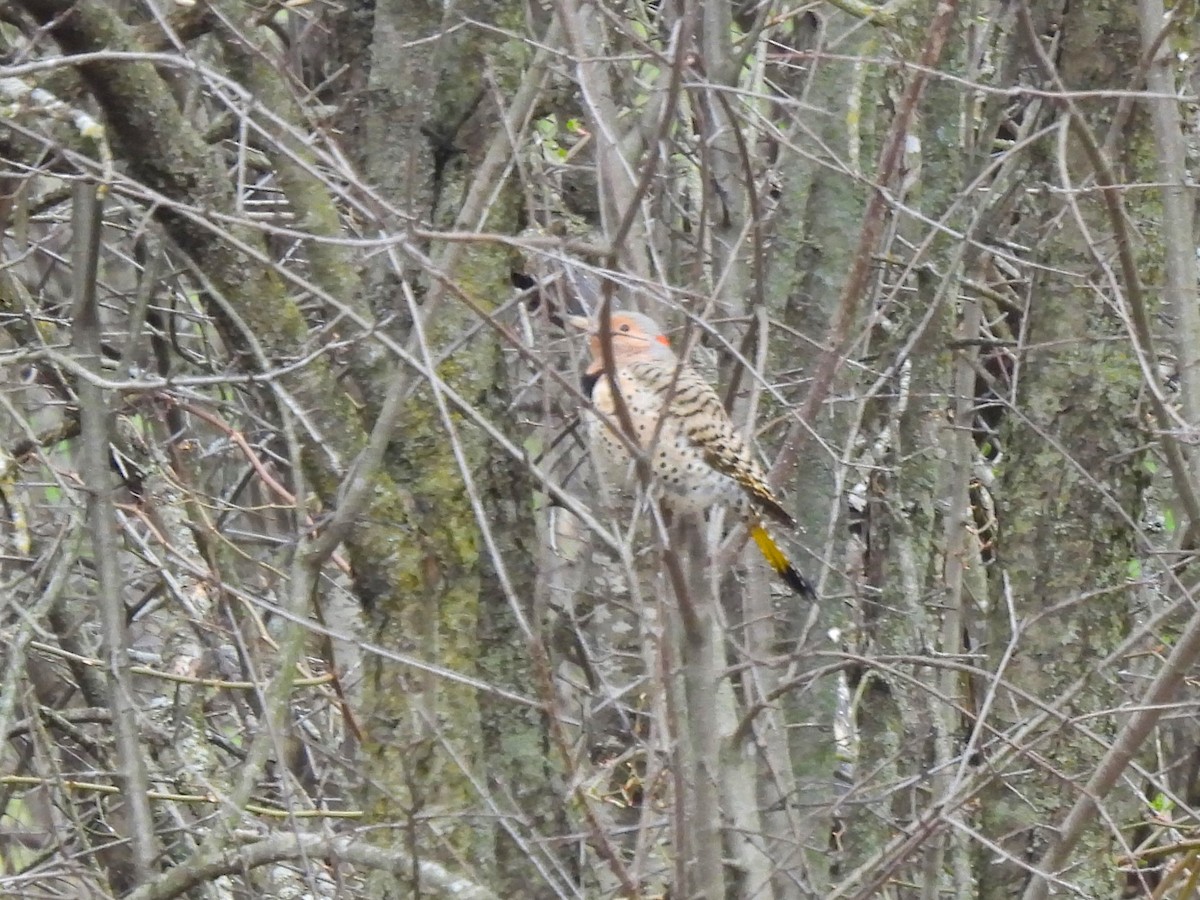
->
<box><xmin>748</xmin><ymin>520</ymin><xmax>815</xmax><ymax>599</ymax></box>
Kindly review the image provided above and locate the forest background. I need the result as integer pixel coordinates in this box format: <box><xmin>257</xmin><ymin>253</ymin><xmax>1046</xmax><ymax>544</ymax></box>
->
<box><xmin>0</xmin><ymin>1</ymin><xmax>1197</xmax><ymax>898</ymax></box>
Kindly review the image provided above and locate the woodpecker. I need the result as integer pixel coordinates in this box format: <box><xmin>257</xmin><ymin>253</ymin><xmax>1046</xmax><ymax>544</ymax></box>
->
<box><xmin>568</xmin><ymin>310</ymin><xmax>814</xmax><ymax>598</ymax></box>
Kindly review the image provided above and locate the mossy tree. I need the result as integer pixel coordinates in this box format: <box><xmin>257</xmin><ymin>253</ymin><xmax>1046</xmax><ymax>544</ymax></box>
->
<box><xmin>3</xmin><ymin>1</ymin><xmax>1200</xmax><ymax>898</ymax></box>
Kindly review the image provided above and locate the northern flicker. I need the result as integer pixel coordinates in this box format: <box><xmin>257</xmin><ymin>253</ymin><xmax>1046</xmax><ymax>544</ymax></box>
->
<box><xmin>568</xmin><ymin>310</ymin><xmax>815</xmax><ymax>598</ymax></box>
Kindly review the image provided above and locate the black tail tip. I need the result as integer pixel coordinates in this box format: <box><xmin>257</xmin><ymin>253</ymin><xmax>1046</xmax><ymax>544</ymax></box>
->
<box><xmin>781</xmin><ymin>565</ymin><xmax>817</xmax><ymax>599</ymax></box>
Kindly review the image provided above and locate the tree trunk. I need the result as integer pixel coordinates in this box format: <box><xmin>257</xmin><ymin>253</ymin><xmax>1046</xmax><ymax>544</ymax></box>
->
<box><xmin>978</xmin><ymin>4</ymin><xmax>1147</xmax><ymax>897</ymax></box>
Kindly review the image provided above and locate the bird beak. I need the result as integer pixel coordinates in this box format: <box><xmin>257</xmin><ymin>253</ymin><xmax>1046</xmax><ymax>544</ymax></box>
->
<box><xmin>565</xmin><ymin>314</ymin><xmax>592</xmax><ymax>332</ymax></box>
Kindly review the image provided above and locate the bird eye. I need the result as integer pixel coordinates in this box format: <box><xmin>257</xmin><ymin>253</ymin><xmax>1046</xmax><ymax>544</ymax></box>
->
<box><xmin>619</xmin><ymin>323</ymin><xmax>630</xmax><ymax>333</ymax></box>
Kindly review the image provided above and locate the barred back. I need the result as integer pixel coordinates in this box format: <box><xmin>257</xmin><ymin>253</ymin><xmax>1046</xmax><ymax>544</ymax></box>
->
<box><xmin>595</xmin><ymin>360</ymin><xmax>794</xmax><ymax>526</ymax></box>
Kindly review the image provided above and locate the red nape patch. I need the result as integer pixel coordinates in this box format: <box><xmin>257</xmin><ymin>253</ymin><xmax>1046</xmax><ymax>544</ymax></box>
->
<box><xmin>656</xmin><ymin>334</ymin><xmax>670</xmax><ymax>346</ymax></box>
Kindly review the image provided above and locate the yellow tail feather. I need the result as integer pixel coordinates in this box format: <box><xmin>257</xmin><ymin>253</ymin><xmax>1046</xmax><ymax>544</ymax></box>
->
<box><xmin>749</xmin><ymin>523</ymin><xmax>815</xmax><ymax>598</ymax></box>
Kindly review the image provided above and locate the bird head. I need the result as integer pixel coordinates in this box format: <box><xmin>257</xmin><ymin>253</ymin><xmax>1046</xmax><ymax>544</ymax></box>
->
<box><xmin>567</xmin><ymin>311</ymin><xmax>676</xmax><ymax>366</ymax></box>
